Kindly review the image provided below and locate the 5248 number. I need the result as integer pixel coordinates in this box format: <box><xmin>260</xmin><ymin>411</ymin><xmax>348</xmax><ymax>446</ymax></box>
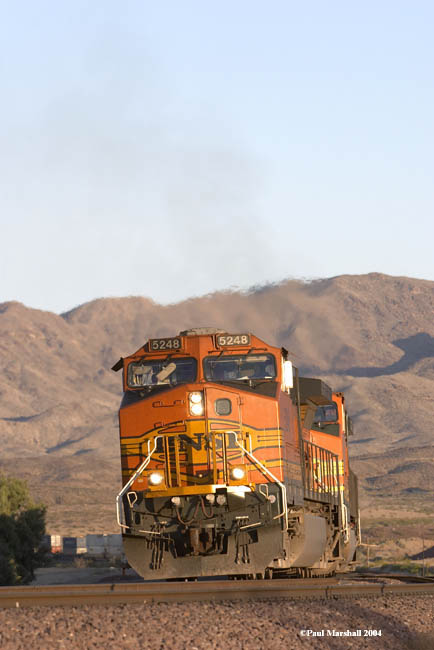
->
<box><xmin>216</xmin><ymin>334</ymin><xmax>250</xmax><ymax>347</ymax></box>
<box><xmin>150</xmin><ymin>338</ymin><xmax>181</xmax><ymax>350</ymax></box>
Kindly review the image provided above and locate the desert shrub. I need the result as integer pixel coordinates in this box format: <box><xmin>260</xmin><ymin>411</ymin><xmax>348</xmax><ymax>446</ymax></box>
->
<box><xmin>0</xmin><ymin>475</ymin><xmax>46</xmax><ymax>585</ymax></box>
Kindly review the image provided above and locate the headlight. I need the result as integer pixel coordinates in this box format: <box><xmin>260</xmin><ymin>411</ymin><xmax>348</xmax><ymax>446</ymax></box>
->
<box><xmin>190</xmin><ymin>403</ymin><xmax>204</xmax><ymax>416</ymax></box>
<box><xmin>148</xmin><ymin>471</ymin><xmax>164</xmax><ymax>486</ymax></box>
<box><xmin>230</xmin><ymin>466</ymin><xmax>246</xmax><ymax>481</ymax></box>
<box><xmin>189</xmin><ymin>391</ymin><xmax>204</xmax><ymax>416</ymax></box>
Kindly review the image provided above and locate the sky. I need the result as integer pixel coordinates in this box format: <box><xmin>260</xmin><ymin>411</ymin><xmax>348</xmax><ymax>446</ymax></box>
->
<box><xmin>1</xmin><ymin>1</ymin><xmax>433</xmax><ymax>313</ymax></box>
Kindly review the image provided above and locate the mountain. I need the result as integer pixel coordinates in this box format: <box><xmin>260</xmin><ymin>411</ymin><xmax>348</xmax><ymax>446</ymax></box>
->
<box><xmin>1</xmin><ymin>273</ymin><xmax>433</xmax><ymax>540</ymax></box>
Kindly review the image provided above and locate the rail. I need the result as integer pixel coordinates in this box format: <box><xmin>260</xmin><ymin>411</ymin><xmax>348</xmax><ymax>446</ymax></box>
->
<box><xmin>118</xmin><ymin>430</ymin><xmax>288</xmax><ymax>531</ymax></box>
<box><xmin>120</xmin><ymin>429</ymin><xmax>256</xmax><ymax>495</ymax></box>
<box><xmin>116</xmin><ymin>436</ymin><xmax>160</xmax><ymax>530</ymax></box>
<box><xmin>302</xmin><ymin>439</ymin><xmax>340</xmax><ymax>505</ymax></box>
<box><xmin>2</xmin><ymin>578</ymin><xmax>434</xmax><ymax>608</ymax></box>
<box><xmin>231</xmin><ymin>431</ymin><xmax>288</xmax><ymax>531</ymax></box>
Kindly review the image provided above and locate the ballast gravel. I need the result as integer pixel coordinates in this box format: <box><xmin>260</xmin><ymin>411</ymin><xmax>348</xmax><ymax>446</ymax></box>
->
<box><xmin>0</xmin><ymin>595</ymin><xmax>433</xmax><ymax>650</ymax></box>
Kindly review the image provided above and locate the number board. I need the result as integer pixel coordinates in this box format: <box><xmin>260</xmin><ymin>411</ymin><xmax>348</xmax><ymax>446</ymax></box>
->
<box><xmin>149</xmin><ymin>337</ymin><xmax>182</xmax><ymax>351</ymax></box>
<box><xmin>216</xmin><ymin>333</ymin><xmax>251</xmax><ymax>347</ymax></box>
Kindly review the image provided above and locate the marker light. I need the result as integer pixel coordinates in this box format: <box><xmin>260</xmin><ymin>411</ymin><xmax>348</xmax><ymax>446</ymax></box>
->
<box><xmin>189</xmin><ymin>391</ymin><xmax>204</xmax><ymax>416</ymax></box>
<box><xmin>230</xmin><ymin>466</ymin><xmax>246</xmax><ymax>481</ymax></box>
<box><xmin>148</xmin><ymin>471</ymin><xmax>164</xmax><ymax>486</ymax></box>
<box><xmin>216</xmin><ymin>494</ymin><xmax>227</xmax><ymax>505</ymax></box>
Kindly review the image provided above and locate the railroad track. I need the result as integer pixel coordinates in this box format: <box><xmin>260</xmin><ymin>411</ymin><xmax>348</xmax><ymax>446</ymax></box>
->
<box><xmin>350</xmin><ymin>572</ymin><xmax>434</xmax><ymax>584</ymax></box>
<box><xmin>1</xmin><ymin>578</ymin><xmax>434</xmax><ymax>608</ymax></box>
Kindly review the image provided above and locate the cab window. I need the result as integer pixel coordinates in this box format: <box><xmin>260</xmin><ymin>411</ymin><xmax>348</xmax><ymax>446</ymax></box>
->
<box><xmin>312</xmin><ymin>402</ymin><xmax>340</xmax><ymax>436</ymax></box>
<box><xmin>203</xmin><ymin>354</ymin><xmax>276</xmax><ymax>382</ymax></box>
<box><xmin>127</xmin><ymin>358</ymin><xmax>197</xmax><ymax>388</ymax></box>
<box><xmin>313</xmin><ymin>403</ymin><xmax>338</xmax><ymax>424</ymax></box>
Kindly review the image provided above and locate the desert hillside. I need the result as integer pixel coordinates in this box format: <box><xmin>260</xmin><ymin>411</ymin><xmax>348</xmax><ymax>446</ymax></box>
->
<box><xmin>1</xmin><ymin>273</ymin><xmax>433</xmax><ymax>545</ymax></box>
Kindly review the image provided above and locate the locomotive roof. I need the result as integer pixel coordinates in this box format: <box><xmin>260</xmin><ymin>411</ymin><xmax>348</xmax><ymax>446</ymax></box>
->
<box><xmin>179</xmin><ymin>328</ymin><xmax>225</xmax><ymax>336</ymax></box>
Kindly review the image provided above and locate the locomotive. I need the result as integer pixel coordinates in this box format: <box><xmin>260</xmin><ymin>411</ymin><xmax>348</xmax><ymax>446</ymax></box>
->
<box><xmin>112</xmin><ymin>328</ymin><xmax>360</xmax><ymax>579</ymax></box>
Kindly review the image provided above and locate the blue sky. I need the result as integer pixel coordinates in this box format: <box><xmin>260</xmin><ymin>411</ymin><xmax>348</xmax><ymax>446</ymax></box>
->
<box><xmin>1</xmin><ymin>1</ymin><xmax>433</xmax><ymax>313</ymax></box>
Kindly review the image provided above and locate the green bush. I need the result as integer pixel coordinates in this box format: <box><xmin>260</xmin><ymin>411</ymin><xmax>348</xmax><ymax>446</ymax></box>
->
<box><xmin>0</xmin><ymin>475</ymin><xmax>46</xmax><ymax>585</ymax></box>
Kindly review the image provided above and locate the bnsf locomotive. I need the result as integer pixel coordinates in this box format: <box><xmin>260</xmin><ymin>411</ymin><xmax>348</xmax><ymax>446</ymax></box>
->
<box><xmin>112</xmin><ymin>329</ymin><xmax>360</xmax><ymax>579</ymax></box>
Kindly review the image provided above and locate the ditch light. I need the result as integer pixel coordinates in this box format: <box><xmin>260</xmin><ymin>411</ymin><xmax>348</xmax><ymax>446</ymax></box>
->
<box><xmin>189</xmin><ymin>391</ymin><xmax>204</xmax><ymax>416</ymax></box>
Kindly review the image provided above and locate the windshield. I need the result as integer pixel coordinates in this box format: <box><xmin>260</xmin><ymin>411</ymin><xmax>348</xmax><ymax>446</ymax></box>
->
<box><xmin>127</xmin><ymin>357</ymin><xmax>197</xmax><ymax>388</ymax></box>
<box><xmin>313</xmin><ymin>403</ymin><xmax>338</xmax><ymax>424</ymax></box>
<box><xmin>203</xmin><ymin>354</ymin><xmax>276</xmax><ymax>382</ymax></box>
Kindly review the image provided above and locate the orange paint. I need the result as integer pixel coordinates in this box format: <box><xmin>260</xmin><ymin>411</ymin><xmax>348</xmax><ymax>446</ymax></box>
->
<box><xmin>116</xmin><ymin>331</ymin><xmax>304</xmax><ymax>493</ymax></box>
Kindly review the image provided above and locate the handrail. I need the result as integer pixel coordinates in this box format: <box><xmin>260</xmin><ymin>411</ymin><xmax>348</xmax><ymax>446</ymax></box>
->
<box><xmin>231</xmin><ymin>431</ymin><xmax>288</xmax><ymax>532</ymax></box>
<box><xmin>116</xmin><ymin>436</ymin><xmax>160</xmax><ymax>530</ymax></box>
<box><xmin>340</xmin><ymin>490</ymin><xmax>350</xmax><ymax>544</ymax></box>
<box><xmin>294</xmin><ymin>367</ymin><xmax>307</xmax><ymax>490</ymax></box>
<box><xmin>303</xmin><ymin>439</ymin><xmax>340</xmax><ymax>504</ymax></box>
<box><xmin>357</xmin><ymin>508</ymin><xmax>362</xmax><ymax>545</ymax></box>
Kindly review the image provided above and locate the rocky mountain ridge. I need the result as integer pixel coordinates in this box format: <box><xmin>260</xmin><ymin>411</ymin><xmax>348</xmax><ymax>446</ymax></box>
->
<box><xmin>1</xmin><ymin>272</ymin><xmax>433</xmax><ymax>533</ymax></box>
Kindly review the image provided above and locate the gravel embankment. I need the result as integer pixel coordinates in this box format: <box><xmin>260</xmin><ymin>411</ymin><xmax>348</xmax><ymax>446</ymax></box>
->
<box><xmin>1</xmin><ymin>596</ymin><xmax>433</xmax><ymax>649</ymax></box>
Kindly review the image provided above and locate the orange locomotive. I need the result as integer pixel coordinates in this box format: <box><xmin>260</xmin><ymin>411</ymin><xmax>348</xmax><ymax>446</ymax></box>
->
<box><xmin>112</xmin><ymin>328</ymin><xmax>360</xmax><ymax>579</ymax></box>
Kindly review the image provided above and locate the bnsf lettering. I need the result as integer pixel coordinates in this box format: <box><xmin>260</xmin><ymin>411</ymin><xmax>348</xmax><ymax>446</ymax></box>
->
<box><xmin>164</xmin><ymin>433</ymin><xmax>239</xmax><ymax>452</ymax></box>
<box><xmin>179</xmin><ymin>434</ymin><xmax>203</xmax><ymax>451</ymax></box>
<box><xmin>180</xmin><ymin>433</ymin><xmax>239</xmax><ymax>451</ymax></box>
